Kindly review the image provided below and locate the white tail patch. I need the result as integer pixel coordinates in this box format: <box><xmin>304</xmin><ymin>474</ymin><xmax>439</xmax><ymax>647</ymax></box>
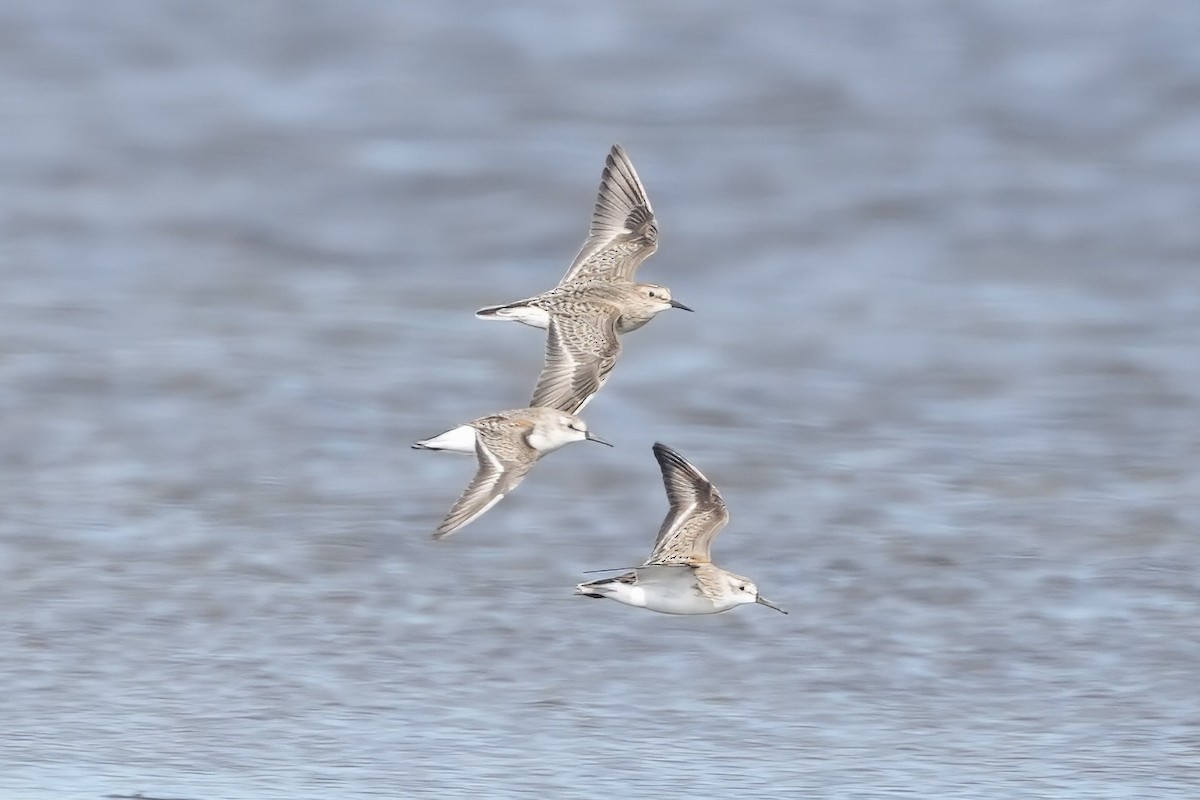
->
<box><xmin>413</xmin><ymin>424</ymin><xmax>477</xmax><ymax>453</ymax></box>
<box><xmin>474</xmin><ymin>304</ymin><xmax>551</xmax><ymax>330</ymax></box>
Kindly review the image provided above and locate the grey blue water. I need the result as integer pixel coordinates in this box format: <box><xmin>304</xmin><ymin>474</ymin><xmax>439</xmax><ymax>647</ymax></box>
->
<box><xmin>2</xmin><ymin>2</ymin><xmax>1198</xmax><ymax>797</ymax></box>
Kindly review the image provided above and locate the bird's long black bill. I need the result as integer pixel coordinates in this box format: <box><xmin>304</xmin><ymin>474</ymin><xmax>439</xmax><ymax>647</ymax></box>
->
<box><xmin>756</xmin><ymin>595</ymin><xmax>788</xmax><ymax>614</ymax></box>
<box><xmin>586</xmin><ymin>432</ymin><xmax>614</xmax><ymax>447</ymax></box>
<box><xmin>669</xmin><ymin>299</ymin><xmax>694</xmax><ymax>312</ymax></box>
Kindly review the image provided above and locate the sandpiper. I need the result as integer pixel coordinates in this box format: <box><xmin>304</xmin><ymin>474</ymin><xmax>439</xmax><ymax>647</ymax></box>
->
<box><xmin>475</xmin><ymin>146</ymin><xmax>691</xmax><ymax>413</ymax></box>
<box><xmin>576</xmin><ymin>443</ymin><xmax>786</xmax><ymax>615</ymax></box>
<box><xmin>414</xmin><ymin>407</ymin><xmax>611</xmax><ymax>539</ymax></box>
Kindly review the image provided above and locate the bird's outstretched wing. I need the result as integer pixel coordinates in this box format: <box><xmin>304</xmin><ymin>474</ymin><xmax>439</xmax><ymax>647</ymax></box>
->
<box><xmin>643</xmin><ymin>443</ymin><xmax>729</xmax><ymax>565</ymax></box>
<box><xmin>432</xmin><ymin>418</ymin><xmax>539</xmax><ymax>539</ymax></box>
<box><xmin>529</xmin><ymin>308</ymin><xmax>621</xmax><ymax>415</ymax></box>
<box><xmin>559</xmin><ymin>144</ymin><xmax>659</xmax><ymax>285</ymax></box>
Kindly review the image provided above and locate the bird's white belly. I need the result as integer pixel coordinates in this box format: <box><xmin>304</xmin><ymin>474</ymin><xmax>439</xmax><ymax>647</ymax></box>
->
<box><xmin>630</xmin><ymin>571</ymin><xmax>725</xmax><ymax>615</ymax></box>
<box><xmin>641</xmin><ymin>592</ymin><xmax>723</xmax><ymax>615</ymax></box>
<box><xmin>615</xmin><ymin>315</ymin><xmax>651</xmax><ymax>334</ymax></box>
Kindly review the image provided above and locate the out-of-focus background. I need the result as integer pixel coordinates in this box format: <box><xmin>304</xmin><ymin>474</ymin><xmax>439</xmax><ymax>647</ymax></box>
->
<box><xmin>2</xmin><ymin>2</ymin><xmax>1198</xmax><ymax>798</ymax></box>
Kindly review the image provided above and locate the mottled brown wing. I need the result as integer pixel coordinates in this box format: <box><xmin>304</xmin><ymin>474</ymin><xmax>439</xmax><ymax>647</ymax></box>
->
<box><xmin>529</xmin><ymin>308</ymin><xmax>621</xmax><ymax>415</ymax></box>
<box><xmin>643</xmin><ymin>443</ymin><xmax>729</xmax><ymax>565</ymax></box>
<box><xmin>558</xmin><ymin>144</ymin><xmax>659</xmax><ymax>285</ymax></box>
<box><xmin>432</xmin><ymin>418</ymin><xmax>538</xmax><ymax>539</ymax></box>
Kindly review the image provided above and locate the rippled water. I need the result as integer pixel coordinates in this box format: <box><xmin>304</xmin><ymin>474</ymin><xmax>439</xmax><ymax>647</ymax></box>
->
<box><xmin>2</xmin><ymin>2</ymin><xmax>1198</xmax><ymax>798</ymax></box>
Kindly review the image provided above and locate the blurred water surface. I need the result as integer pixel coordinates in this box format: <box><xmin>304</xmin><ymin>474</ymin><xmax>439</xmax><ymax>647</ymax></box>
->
<box><xmin>2</xmin><ymin>2</ymin><xmax>1198</xmax><ymax>798</ymax></box>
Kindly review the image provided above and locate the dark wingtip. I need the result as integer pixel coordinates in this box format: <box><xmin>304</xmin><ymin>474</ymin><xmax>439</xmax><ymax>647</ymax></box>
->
<box><xmin>652</xmin><ymin>442</ymin><xmax>683</xmax><ymax>463</ymax></box>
